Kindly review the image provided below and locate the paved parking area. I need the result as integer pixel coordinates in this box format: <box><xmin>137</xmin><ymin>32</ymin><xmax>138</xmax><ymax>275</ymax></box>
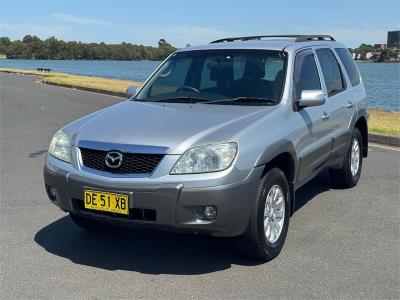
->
<box><xmin>1</xmin><ymin>73</ymin><xmax>399</xmax><ymax>299</ymax></box>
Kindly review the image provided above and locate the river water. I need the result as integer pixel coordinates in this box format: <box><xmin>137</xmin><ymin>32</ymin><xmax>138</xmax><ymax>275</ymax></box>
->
<box><xmin>1</xmin><ymin>59</ymin><xmax>399</xmax><ymax>111</ymax></box>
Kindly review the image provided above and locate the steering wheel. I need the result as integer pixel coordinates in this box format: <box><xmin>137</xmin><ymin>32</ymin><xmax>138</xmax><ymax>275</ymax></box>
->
<box><xmin>176</xmin><ymin>86</ymin><xmax>200</xmax><ymax>93</ymax></box>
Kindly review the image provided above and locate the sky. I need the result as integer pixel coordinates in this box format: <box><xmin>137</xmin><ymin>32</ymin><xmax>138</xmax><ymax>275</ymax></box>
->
<box><xmin>1</xmin><ymin>0</ymin><xmax>399</xmax><ymax>48</ymax></box>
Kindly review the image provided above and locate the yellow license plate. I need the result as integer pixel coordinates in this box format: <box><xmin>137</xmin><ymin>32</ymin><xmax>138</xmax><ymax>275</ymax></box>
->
<box><xmin>84</xmin><ymin>190</ymin><xmax>129</xmax><ymax>215</ymax></box>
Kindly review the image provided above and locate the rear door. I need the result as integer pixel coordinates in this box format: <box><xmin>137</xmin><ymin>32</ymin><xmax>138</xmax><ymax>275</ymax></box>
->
<box><xmin>335</xmin><ymin>47</ymin><xmax>367</xmax><ymax>111</ymax></box>
<box><xmin>314</xmin><ymin>47</ymin><xmax>355</xmax><ymax>164</ymax></box>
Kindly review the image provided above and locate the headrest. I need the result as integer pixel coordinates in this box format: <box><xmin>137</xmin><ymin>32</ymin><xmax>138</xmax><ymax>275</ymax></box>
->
<box><xmin>275</xmin><ymin>70</ymin><xmax>283</xmax><ymax>82</ymax></box>
<box><xmin>208</xmin><ymin>61</ymin><xmax>233</xmax><ymax>82</ymax></box>
<box><xmin>243</xmin><ymin>59</ymin><xmax>265</xmax><ymax>80</ymax></box>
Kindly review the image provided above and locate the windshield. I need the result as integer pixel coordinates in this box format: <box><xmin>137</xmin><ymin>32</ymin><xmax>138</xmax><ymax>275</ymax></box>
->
<box><xmin>135</xmin><ymin>49</ymin><xmax>287</xmax><ymax>105</ymax></box>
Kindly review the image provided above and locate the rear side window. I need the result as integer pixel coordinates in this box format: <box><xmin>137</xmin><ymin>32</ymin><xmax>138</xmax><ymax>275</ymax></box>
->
<box><xmin>316</xmin><ymin>48</ymin><xmax>346</xmax><ymax>96</ymax></box>
<box><xmin>335</xmin><ymin>48</ymin><xmax>361</xmax><ymax>86</ymax></box>
<box><xmin>293</xmin><ymin>49</ymin><xmax>321</xmax><ymax>101</ymax></box>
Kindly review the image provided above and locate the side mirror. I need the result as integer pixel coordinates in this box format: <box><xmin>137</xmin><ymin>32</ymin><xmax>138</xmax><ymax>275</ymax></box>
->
<box><xmin>126</xmin><ymin>86</ymin><xmax>138</xmax><ymax>97</ymax></box>
<box><xmin>296</xmin><ymin>90</ymin><xmax>327</xmax><ymax>109</ymax></box>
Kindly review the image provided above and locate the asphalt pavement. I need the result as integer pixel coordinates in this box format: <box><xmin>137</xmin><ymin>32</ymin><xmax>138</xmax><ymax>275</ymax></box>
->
<box><xmin>1</xmin><ymin>72</ymin><xmax>399</xmax><ymax>299</ymax></box>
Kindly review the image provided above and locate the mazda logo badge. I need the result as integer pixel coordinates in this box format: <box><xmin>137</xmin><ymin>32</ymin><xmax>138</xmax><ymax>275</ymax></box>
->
<box><xmin>105</xmin><ymin>151</ymin><xmax>123</xmax><ymax>169</ymax></box>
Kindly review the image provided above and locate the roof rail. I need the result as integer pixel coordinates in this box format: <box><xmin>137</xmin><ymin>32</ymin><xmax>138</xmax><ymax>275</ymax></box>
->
<box><xmin>295</xmin><ymin>35</ymin><xmax>335</xmax><ymax>42</ymax></box>
<box><xmin>210</xmin><ymin>35</ymin><xmax>335</xmax><ymax>44</ymax></box>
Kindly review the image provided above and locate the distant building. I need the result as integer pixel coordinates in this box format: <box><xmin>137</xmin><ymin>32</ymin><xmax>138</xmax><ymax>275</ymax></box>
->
<box><xmin>374</xmin><ymin>43</ymin><xmax>387</xmax><ymax>50</ymax></box>
<box><xmin>387</xmin><ymin>30</ymin><xmax>400</xmax><ymax>49</ymax></box>
<box><xmin>366</xmin><ymin>52</ymin><xmax>375</xmax><ymax>60</ymax></box>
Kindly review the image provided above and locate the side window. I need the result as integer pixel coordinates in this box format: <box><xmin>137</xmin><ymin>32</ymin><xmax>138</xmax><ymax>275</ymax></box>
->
<box><xmin>293</xmin><ymin>49</ymin><xmax>321</xmax><ymax>101</ymax></box>
<box><xmin>316</xmin><ymin>48</ymin><xmax>346</xmax><ymax>96</ymax></box>
<box><xmin>149</xmin><ymin>59</ymin><xmax>191</xmax><ymax>97</ymax></box>
<box><xmin>200</xmin><ymin>59</ymin><xmax>217</xmax><ymax>90</ymax></box>
<box><xmin>264</xmin><ymin>59</ymin><xmax>284</xmax><ymax>81</ymax></box>
<box><xmin>335</xmin><ymin>48</ymin><xmax>361</xmax><ymax>86</ymax></box>
<box><xmin>232</xmin><ymin>56</ymin><xmax>246</xmax><ymax>80</ymax></box>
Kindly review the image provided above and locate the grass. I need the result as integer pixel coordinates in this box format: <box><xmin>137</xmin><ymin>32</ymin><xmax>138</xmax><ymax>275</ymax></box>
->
<box><xmin>0</xmin><ymin>68</ymin><xmax>141</xmax><ymax>94</ymax></box>
<box><xmin>1</xmin><ymin>67</ymin><xmax>399</xmax><ymax>137</ymax></box>
<box><xmin>368</xmin><ymin>109</ymin><xmax>400</xmax><ymax>137</ymax></box>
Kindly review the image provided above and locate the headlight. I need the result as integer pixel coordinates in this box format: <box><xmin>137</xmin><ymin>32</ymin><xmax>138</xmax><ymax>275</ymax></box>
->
<box><xmin>48</xmin><ymin>130</ymin><xmax>71</xmax><ymax>163</ymax></box>
<box><xmin>171</xmin><ymin>143</ymin><xmax>237</xmax><ymax>174</ymax></box>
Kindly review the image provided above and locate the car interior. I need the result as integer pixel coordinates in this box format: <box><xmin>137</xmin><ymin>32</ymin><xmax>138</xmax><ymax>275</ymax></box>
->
<box><xmin>145</xmin><ymin>53</ymin><xmax>286</xmax><ymax>102</ymax></box>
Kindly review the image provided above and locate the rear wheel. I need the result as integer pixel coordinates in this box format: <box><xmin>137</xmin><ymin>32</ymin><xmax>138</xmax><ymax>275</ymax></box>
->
<box><xmin>69</xmin><ymin>213</ymin><xmax>108</xmax><ymax>230</ymax></box>
<box><xmin>329</xmin><ymin>128</ymin><xmax>363</xmax><ymax>188</ymax></box>
<box><xmin>235</xmin><ymin>168</ymin><xmax>290</xmax><ymax>261</ymax></box>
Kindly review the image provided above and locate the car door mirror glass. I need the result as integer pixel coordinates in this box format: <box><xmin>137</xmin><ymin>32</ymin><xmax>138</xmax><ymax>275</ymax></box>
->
<box><xmin>297</xmin><ymin>90</ymin><xmax>327</xmax><ymax>108</ymax></box>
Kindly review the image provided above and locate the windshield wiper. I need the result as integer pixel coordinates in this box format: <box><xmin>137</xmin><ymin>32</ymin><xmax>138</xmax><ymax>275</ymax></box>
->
<box><xmin>137</xmin><ymin>96</ymin><xmax>276</xmax><ymax>105</ymax></box>
<box><xmin>205</xmin><ymin>97</ymin><xmax>276</xmax><ymax>105</ymax></box>
<box><xmin>138</xmin><ymin>96</ymin><xmax>210</xmax><ymax>104</ymax></box>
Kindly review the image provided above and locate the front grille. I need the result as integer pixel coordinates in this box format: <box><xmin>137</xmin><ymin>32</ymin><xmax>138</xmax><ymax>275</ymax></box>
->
<box><xmin>80</xmin><ymin>147</ymin><xmax>164</xmax><ymax>174</ymax></box>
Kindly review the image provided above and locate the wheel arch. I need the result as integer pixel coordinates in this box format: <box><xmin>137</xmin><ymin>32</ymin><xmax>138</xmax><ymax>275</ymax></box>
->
<box><xmin>255</xmin><ymin>141</ymin><xmax>298</xmax><ymax>215</ymax></box>
<box><xmin>354</xmin><ymin>115</ymin><xmax>368</xmax><ymax>157</ymax></box>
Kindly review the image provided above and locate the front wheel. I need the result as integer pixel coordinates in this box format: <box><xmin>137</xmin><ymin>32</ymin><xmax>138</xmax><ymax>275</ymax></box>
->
<box><xmin>329</xmin><ymin>128</ymin><xmax>363</xmax><ymax>188</ymax></box>
<box><xmin>235</xmin><ymin>168</ymin><xmax>290</xmax><ymax>261</ymax></box>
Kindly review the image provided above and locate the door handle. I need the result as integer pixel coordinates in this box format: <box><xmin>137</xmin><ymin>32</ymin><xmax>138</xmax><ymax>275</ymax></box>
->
<box><xmin>322</xmin><ymin>112</ymin><xmax>330</xmax><ymax>121</ymax></box>
<box><xmin>347</xmin><ymin>100</ymin><xmax>354</xmax><ymax>109</ymax></box>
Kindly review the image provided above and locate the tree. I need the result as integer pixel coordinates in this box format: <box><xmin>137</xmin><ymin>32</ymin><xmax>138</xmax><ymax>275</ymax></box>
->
<box><xmin>354</xmin><ymin>44</ymin><xmax>374</xmax><ymax>60</ymax></box>
<box><xmin>22</xmin><ymin>35</ymin><xmax>33</xmax><ymax>44</ymax></box>
<box><xmin>0</xmin><ymin>37</ymin><xmax>11</xmax><ymax>55</ymax></box>
<box><xmin>6</xmin><ymin>40</ymin><xmax>27</xmax><ymax>58</ymax></box>
<box><xmin>0</xmin><ymin>37</ymin><xmax>11</xmax><ymax>47</ymax></box>
<box><xmin>0</xmin><ymin>36</ymin><xmax>177</xmax><ymax>60</ymax></box>
<box><xmin>382</xmin><ymin>48</ymin><xmax>398</xmax><ymax>60</ymax></box>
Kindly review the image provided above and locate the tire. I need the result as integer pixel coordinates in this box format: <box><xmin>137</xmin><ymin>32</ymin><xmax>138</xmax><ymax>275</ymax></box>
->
<box><xmin>329</xmin><ymin>128</ymin><xmax>363</xmax><ymax>188</ymax></box>
<box><xmin>235</xmin><ymin>168</ymin><xmax>290</xmax><ymax>261</ymax></box>
<box><xmin>69</xmin><ymin>212</ymin><xmax>108</xmax><ymax>230</ymax></box>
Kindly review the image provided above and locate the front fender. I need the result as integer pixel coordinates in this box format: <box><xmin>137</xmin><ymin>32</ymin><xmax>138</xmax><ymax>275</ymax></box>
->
<box><xmin>255</xmin><ymin>139</ymin><xmax>298</xmax><ymax>170</ymax></box>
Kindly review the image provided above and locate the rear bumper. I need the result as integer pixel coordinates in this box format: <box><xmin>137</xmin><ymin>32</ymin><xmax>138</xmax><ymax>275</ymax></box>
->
<box><xmin>43</xmin><ymin>156</ymin><xmax>262</xmax><ymax>237</ymax></box>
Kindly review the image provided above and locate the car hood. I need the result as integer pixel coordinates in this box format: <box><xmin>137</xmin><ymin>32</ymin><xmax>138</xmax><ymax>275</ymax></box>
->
<box><xmin>65</xmin><ymin>100</ymin><xmax>273</xmax><ymax>154</ymax></box>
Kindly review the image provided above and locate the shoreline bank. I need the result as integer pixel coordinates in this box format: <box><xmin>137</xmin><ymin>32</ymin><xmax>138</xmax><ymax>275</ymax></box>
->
<box><xmin>1</xmin><ymin>67</ymin><xmax>399</xmax><ymax>141</ymax></box>
<box><xmin>0</xmin><ymin>67</ymin><xmax>141</xmax><ymax>96</ymax></box>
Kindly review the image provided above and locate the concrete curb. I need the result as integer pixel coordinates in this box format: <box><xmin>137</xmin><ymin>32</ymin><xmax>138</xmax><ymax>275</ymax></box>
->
<box><xmin>369</xmin><ymin>133</ymin><xmax>400</xmax><ymax>147</ymax></box>
<box><xmin>43</xmin><ymin>81</ymin><xmax>129</xmax><ymax>98</ymax></box>
<box><xmin>40</xmin><ymin>80</ymin><xmax>400</xmax><ymax>148</ymax></box>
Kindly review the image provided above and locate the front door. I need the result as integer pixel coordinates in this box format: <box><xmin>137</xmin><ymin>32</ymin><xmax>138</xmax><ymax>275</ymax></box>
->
<box><xmin>292</xmin><ymin>48</ymin><xmax>334</xmax><ymax>186</ymax></box>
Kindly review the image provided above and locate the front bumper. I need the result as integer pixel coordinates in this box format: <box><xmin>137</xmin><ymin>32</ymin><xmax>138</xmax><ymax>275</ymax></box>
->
<box><xmin>44</xmin><ymin>155</ymin><xmax>263</xmax><ymax>237</ymax></box>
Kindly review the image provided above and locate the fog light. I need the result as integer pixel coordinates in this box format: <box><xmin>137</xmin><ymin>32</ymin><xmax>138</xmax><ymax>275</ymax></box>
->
<box><xmin>45</xmin><ymin>184</ymin><xmax>57</xmax><ymax>201</ymax></box>
<box><xmin>50</xmin><ymin>187</ymin><xmax>57</xmax><ymax>197</ymax></box>
<box><xmin>203</xmin><ymin>206</ymin><xmax>217</xmax><ymax>220</ymax></box>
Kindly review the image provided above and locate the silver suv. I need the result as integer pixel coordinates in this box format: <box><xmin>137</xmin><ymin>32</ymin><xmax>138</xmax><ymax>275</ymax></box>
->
<box><xmin>44</xmin><ymin>35</ymin><xmax>368</xmax><ymax>261</ymax></box>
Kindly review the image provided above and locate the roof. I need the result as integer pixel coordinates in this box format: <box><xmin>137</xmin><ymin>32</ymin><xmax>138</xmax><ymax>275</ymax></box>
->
<box><xmin>179</xmin><ymin>35</ymin><xmax>346</xmax><ymax>53</ymax></box>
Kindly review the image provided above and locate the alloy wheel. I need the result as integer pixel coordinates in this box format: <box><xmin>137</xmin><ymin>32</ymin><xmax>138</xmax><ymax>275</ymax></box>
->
<box><xmin>264</xmin><ymin>185</ymin><xmax>285</xmax><ymax>243</ymax></box>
